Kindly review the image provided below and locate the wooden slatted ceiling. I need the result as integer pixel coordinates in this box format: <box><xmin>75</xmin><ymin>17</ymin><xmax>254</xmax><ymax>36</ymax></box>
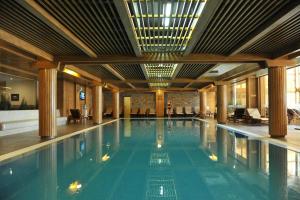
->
<box><xmin>176</xmin><ymin>64</ymin><xmax>213</xmax><ymax>79</ymax></box>
<box><xmin>241</xmin><ymin>11</ymin><xmax>300</xmax><ymax>58</ymax></box>
<box><xmin>192</xmin><ymin>0</ymin><xmax>291</xmax><ymax>55</ymax></box>
<box><xmin>0</xmin><ymin>1</ymin><xmax>85</xmax><ymax>56</ymax></box>
<box><xmin>110</xmin><ymin>64</ymin><xmax>145</xmax><ymax>80</ymax></box>
<box><xmin>78</xmin><ymin>65</ymin><xmax>119</xmax><ymax>80</ymax></box>
<box><xmin>36</xmin><ymin>0</ymin><xmax>135</xmax><ymax>55</ymax></box>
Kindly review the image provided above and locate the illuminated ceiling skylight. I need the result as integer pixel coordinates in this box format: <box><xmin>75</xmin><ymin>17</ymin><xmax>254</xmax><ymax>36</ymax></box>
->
<box><xmin>145</xmin><ymin>64</ymin><xmax>177</xmax><ymax>78</ymax></box>
<box><xmin>127</xmin><ymin>0</ymin><xmax>206</xmax><ymax>53</ymax></box>
<box><xmin>145</xmin><ymin>63</ymin><xmax>177</xmax><ymax>87</ymax></box>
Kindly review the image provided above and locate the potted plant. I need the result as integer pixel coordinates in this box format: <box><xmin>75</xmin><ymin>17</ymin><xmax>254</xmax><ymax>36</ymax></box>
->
<box><xmin>0</xmin><ymin>94</ymin><xmax>11</xmax><ymax>110</ymax></box>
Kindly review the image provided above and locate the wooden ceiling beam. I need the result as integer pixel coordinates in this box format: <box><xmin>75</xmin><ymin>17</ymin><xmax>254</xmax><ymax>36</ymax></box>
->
<box><xmin>0</xmin><ymin>41</ymin><xmax>36</xmax><ymax>61</ymax></box>
<box><xmin>19</xmin><ymin>0</ymin><xmax>97</xmax><ymax>58</ymax></box>
<box><xmin>0</xmin><ymin>63</ymin><xmax>37</xmax><ymax>78</ymax></box>
<box><xmin>102</xmin><ymin>64</ymin><xmax>136</xmax><ymax>89</ymax></box>
<box><xmin>57</xmin><ymin>53</ymin><xmax>294</xmax><ymax>65</ymax></box>
<box><xmin>0</xmin><ymin>29</ymin><xmax>53</xmax><ymax>61</ymax></box>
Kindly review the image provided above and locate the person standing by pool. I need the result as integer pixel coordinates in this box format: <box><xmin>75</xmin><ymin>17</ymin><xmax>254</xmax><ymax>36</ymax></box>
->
<box><xmin>167</xmin><ymin>100</ymin><xmax>172</xmax><ymax>118</ymax></box>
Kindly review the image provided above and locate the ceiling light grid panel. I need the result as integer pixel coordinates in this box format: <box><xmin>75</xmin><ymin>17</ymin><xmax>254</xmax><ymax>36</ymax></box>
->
<box><xmin>127</xmin><ymin>0</ymin><xmax>207</xmax><ymax>53</ymax></box>
<box><xmin>145</xmin><ymin>63</ymin><xmax>178</xmax><ymax>88</ymax></box>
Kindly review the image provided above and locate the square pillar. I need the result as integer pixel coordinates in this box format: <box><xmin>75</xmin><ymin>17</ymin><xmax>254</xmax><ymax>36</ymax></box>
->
<box><xmin>38</xmin><ymin>67</ymin><xmax>57</xmax><ymax>138</ymax></box>
<box><xmin>112</xmin><ymin>90</ymin><xmax>120</xmax><ymax>119</ymax></box>
<box><xmin>216</xmin><ymin>84</ymin><xmax>227</xmax><ymax>124</ymax></box>
<box><xmin>93</xmin><ymin>85</ymin><xmax>103</xmax><ymax>124</ymax></box>
<box><xmin>199</xmin><ymin>91</ymin><xmax>207</xmax><ymax>118</ymax></box>
<box><xmin>268</xmin><ymin>66</ymin><xmax>287</xmax><ymax>137</ymax></box>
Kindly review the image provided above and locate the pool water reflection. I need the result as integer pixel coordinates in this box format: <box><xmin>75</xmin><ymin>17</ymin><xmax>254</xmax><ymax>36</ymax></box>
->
<box><xmin>0</xmin><ymin>119</ymin><xmax>299</xmax><ymax>200</ymax></box>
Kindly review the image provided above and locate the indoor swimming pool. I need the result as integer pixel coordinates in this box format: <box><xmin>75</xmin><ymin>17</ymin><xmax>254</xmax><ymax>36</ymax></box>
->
<box><xmin>0</xmin><ymin>119</ymin><xmax>299</xmax><ymax>200</ymax></box>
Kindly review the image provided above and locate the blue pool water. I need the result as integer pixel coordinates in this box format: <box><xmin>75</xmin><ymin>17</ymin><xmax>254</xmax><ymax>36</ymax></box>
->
<box><xmin>0</xmin><ymin>119</ymin><xmax>299</xmax><ymax>200</ymax></box>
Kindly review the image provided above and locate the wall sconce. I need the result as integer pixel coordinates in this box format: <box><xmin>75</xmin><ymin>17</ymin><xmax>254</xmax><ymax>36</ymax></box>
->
<box><xmin>103</xmin><ymin>82</ymin><xmax>108</xmax><ymax>88</ymax></box>
<box><xmin>63</xmin><ymin>68</ymin><xmax>80</xmax><ymax>78</ymax></box>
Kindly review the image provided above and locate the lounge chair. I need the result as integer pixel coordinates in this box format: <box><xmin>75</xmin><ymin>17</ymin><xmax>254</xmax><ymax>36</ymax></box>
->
<box><xmin>68</xmin><ymin>109</ymin><xmax>82</xmax><ymax>123</ymax></box>
<box><xmin>131</xmin><ymin>108</ymin><xmax>139</xmax><ymax>117</ymax></box>
<box><xmin>194</xmin><ymin>107</ymin><xmax>200</xmax><ymax>115</ymax></box>
<box><xmin>119</xmin><ymin>107</ymin><xmax>124</xmax><ymax>118</ymax></box>
<box><xmin>245</xmin><ymin>108</ymin><xmax>268</xmax><ymax>124</ymax></box>
<box><xmin>184</xmin><ymin>106</ymin><xmax>193</xmax><ymax>116</ymax></box>
<box><xmin>148</xmin><ymin>108</ymin><xmax>156</xmax><ymax>117</ymax></box>
<box><xmin>139</xmin><ymin>108</ymin><xmax>146</xmax><ymax>117</ymax></box>
<box><xmin>103</xmin><ymin>107</ymin><xmax>112</xmax><ymax>117</ymax></box>
<box><xmin>288</xmin><ymin>108</ymin><xmax>300</xmax><ymax>124</ymax></box>
<box><xmin>229</xmin><ymin>108</ymin><xmax>246</xmax><ymax>122</ymax></box>
<box><xmin>175</xmin><ymin>107</ymin><xmax>184</xmax><ymax>117</ymax></box>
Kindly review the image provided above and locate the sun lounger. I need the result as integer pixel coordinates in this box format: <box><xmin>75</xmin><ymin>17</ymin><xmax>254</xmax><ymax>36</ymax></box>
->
<box><xmin>175</xmin><ymin>107</ymin><xmax>184</xmax><ymax>116</ymax></box>
<box><xmin>245</xmin><ymin>108</ymin><xmax>268</xmax><ymax>124</ymax></box>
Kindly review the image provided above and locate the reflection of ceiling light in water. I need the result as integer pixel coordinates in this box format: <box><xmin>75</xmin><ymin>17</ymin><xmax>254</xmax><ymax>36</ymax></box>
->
<box><xmin>69</xmin><ymin>181</ymin><xmax>82</xmax><ymax>193</ymax></box>
<box><xmin>209</xmin><ymin>154</ymin><xmax>218</xmax><ymax>161</ymax></box>
<box><xmin>101</xmin><ymin>154</ymin><xmax>110</xmax><ymax>162</ymax></box>
<box><xmin>9</xmin><ymin>168</ymin><xmax>13</xmax><ymax>175</ymax></box>
<box><xmin>160</xmin><ymin>185</ymin><xmax>164</xmax><ymax>196</ymax></box>
<box><xmin>150</xmin><ymin>153</ymin><xmax>170</xmax><ymax>167</ymax></box>
<box><xmin>157</xmin><ymin>143</ymin><xmax>162</xmax><ymax>149</ymax></box>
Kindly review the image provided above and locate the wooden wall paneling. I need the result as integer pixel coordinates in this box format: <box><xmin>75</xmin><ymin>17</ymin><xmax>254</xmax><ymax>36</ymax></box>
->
<box><xmin>86</xmin><ymin>86</ymin><xmax>92</xmax><ymax>116</ymax></box>
<box><xmin>57</xmin><ymin>79</ymin><xmax>64</xmax><ymax>116</ymax></box>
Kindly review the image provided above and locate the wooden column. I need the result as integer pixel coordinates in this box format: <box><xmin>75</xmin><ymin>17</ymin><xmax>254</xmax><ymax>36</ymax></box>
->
<box><xmin>38</xmin><ymin>143</ymin><xmax>57</xmax><ymax>200</ymax></box>
<box><xmin>217</xmin><ymin>84</ymin><xmax>227</xmax><ymax>124</ymax></box>
<box><xmin>269</xmin><ymin>144</ymin><xmax>287</xmax><ymax>200</ymax></box>
<box><xmin>268</xmin><ymin>66</ymin><xmax>287</xmax><ymax>137</ymax></box>
<box><xmin>38</xmin><ymin>67</ymin><xmax>57</xmax><ymax>138</ymax></box>
<box><xmin>246</xmin><ymin>77</ymin><xmax>258</xmax><ymax>108</ymax></box>
<box><xmin>199</xmin><ymin>91</ymin><xmax>207</xmax><ymax>118</ymax></box>
<box><xmin>216</xmin><ymin>127</ymin><xmax>227</xmax><ymax>164</ymax></box>
<box><xmin>156</xmin><ymin>90</ymin><xmax>164</xmax><ymax>117</ymax></box>
<box><xmin>92</xmin><ymin>85</ymin><xmax>103</xmax><ymax>124</ymax></box>
<box><xmin>199</xmin><ymin>121</ymin><xmax>207</xmax><ymax>148</ymax></box>
<box><xmin>112</xmin><ymin>90</ymin><xmax>119</xmax><ymax>119</ymax></box>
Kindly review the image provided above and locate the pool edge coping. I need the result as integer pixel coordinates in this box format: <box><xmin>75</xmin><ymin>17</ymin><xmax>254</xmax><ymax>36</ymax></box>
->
<box><xmin>193</xmin><ymin>117</ymin><xmax>300</xmax><ymax>153</ymax></box>
<box><xmin>0</xmin><ymin>119</ymin><xmax>118</xmax><ymax>162</ymax></box>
